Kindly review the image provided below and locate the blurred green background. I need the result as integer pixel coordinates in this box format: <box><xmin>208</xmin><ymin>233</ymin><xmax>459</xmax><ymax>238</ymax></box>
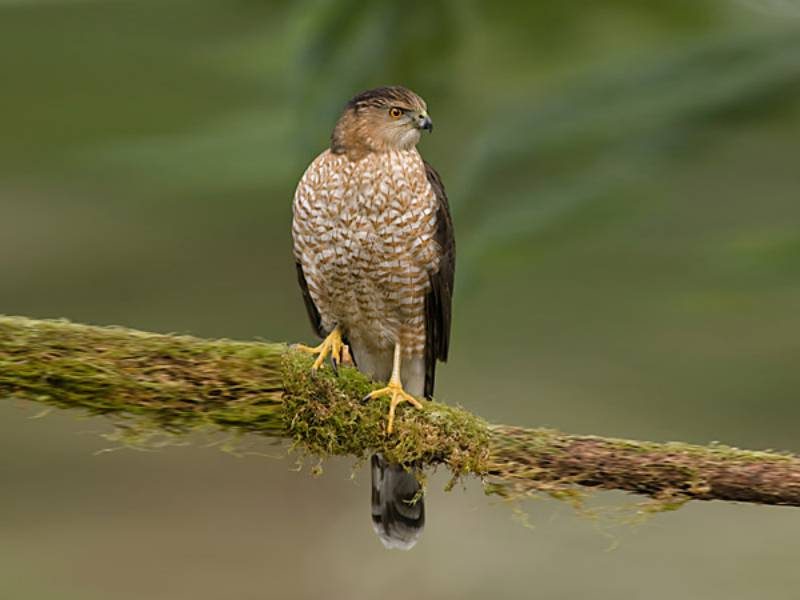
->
<box><xmin>2</xmin><ymin>0</ymin><xmax>800</xmax><ymax>598</ymax></box>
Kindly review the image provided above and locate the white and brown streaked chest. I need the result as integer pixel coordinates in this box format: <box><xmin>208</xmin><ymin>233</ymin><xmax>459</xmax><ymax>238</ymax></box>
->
<box><xmin>292</xmin><ymin>148</ymin><xmax>439</xmax><ymax>355</ymax></box>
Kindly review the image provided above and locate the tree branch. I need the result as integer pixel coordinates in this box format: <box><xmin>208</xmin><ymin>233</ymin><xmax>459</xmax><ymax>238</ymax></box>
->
<box><xmin>2</xmin><ymin>316</ymin><xmax>799</xmax><ymax>509</ymax></box>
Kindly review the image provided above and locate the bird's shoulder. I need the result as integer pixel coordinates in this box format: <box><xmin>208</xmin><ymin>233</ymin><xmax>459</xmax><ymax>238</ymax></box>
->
<box><xmin>300</xmin><ymin>149</ymin><xmax>346</xmax><ymax>180</ymax></box>
<box><xmin>423</xmin><ymin>161</ymin><xmax>454</xmax><ymax>245</ymax></box>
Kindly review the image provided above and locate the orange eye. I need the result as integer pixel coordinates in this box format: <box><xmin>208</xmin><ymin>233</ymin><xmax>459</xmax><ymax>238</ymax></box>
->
<box><xmin>389</xmin><ymin>107</ymin><xmax>403</xmax><ymax>118</ymax></box>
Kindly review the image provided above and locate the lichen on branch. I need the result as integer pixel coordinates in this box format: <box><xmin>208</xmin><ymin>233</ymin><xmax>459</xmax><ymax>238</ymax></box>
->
<box><xmin>2</xmin><ymin>315</ymin><xmax>799</xmax><ymax>508</ymax></box>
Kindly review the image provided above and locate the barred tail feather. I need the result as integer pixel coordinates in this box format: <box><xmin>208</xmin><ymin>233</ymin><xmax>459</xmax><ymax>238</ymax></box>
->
<box><xmin>370</xmin><ymin>453</ymin><xmax>425</xmax><ymax>550</ymax></box>
<box><xmin>348</xmin><ymin>341</ymin><xmax>427</xmax><ymax>549</ymax></box>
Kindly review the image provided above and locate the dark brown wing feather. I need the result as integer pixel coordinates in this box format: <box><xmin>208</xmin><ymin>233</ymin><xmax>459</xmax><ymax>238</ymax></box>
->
<box><xmin>423</xmin><ymin>161</ymin><xmax>455</xmax><ymax>398</ymax></box>
<box><xmin>295</xmin><ymin>261</ymin><xmax>324</xmax><ymax>339</ymax></box>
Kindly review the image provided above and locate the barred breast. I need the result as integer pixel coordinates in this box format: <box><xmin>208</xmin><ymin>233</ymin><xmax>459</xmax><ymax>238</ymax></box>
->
<box><xmin>292</xmin><ymin>149</ymin><xmax>439</xmax><ymax>357</ymax></box>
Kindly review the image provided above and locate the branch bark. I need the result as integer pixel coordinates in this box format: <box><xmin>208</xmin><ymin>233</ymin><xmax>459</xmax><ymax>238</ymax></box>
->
<box><xmin>2</xmin><ymin>316</ymin><xmax>799</xmax><ymax>509</ymax></box>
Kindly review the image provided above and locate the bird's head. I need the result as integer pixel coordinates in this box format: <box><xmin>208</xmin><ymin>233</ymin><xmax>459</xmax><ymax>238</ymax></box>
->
<box><xmin>331</xmin><ymin>86</ymin><xmax>432</xmax><ymax>159</ymax></box>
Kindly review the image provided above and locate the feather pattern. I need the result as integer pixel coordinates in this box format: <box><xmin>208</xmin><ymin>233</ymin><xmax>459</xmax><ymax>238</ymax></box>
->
<box><xmin>370</xmin><ymin>453</ymin><xmax>425</xmax><ymax>550</ymax></box>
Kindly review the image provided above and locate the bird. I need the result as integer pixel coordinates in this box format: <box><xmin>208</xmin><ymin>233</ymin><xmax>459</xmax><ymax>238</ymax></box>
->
<box><xmin>291</xmin><ymin>86</ymin><xmax>455</xmax><ymax>550</ymax></box>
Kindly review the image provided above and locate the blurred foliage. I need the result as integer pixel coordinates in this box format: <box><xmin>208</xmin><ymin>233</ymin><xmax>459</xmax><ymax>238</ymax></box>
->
<box><xmin>2</xmin><ymin>1</ymin><xmax>800</xmax><ymax>599</ymax></box>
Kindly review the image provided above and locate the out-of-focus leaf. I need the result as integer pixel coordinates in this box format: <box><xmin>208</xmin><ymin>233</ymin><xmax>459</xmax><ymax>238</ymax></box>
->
<box><xmin>455</xmin><ymin>26</ymin><xmax>800</xmax><ymax>282</ymax></box>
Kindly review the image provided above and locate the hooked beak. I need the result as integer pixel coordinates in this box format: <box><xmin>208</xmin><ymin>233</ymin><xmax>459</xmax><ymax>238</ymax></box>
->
<box><xmin>417</xmin><ymin>113</ymin><xmax>433</xmax><ymax>132</ymax></box>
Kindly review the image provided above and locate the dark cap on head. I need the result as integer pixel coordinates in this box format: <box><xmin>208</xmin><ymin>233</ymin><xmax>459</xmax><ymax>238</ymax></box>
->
<box><xmin>346</xmin><ymin>86</ymin><xmax>426</xmax><ymax>113</ymax></box>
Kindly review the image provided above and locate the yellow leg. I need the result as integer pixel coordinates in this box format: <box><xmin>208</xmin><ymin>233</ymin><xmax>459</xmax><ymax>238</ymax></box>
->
<box><xmin>363</xmin><ymin>343</ymin><xmax>424</xmax><ymax>434</ymax></box>
<box><xmin>295</xmin><ymin>326</ymin><xmax>351</xmax><ymax>372</ymax></box>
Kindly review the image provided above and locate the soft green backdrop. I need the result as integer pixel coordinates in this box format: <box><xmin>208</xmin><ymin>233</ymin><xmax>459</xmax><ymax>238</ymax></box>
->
<box><xmin>2</xmin><ymin>1</ymin><xmax>800</xmax><ymax>598</ymax></box>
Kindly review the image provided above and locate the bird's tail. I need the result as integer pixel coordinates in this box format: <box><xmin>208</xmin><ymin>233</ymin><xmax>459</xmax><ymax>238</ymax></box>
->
<box><xmin>370</xmin><ymin>453</ymin><xmax>425</xmax><ymax>550</ymax></box>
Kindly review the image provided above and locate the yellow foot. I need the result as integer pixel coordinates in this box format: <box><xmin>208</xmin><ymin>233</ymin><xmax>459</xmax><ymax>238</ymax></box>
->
<box><xmin>363</xmin><ymin>379</ymin><xmax>424</xmax><ymax>434</ymax></box>
<box><xmin>295</xmin><ymin>327</ymin><xmax>351</xmax><ymax>373</ymax></box>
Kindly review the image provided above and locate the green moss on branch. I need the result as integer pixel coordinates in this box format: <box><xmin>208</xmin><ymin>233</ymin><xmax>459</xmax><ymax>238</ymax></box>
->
<box><xmin>2</xmin><ymin>315</ymin><xmax>799</xmax><ymax>508</ymax></box>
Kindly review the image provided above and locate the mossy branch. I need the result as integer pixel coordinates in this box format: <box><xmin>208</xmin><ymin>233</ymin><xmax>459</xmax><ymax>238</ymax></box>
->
<box><xmin>2</xmin><ymin>316</ymin><xmax>799</xmax><ymax>509</ymax></box>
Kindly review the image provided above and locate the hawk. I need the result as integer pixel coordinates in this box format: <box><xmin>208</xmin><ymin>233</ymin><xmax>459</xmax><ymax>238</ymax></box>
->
<box><xmin>291</xmin><ymin>86</ymin><xmax>455</xmax><ymax>549</ymax></box>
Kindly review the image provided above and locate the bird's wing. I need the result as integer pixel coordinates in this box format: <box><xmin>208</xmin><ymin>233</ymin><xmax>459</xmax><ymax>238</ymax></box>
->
<box><xmin>295</xmin><ymin>261</ymin><xmax>325</xmax><ymax>339</ymax></box>
<box><xmin>423</xmin><ymin>161</ymin><xmax>455</xmax><ymax>398</ymax></box>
